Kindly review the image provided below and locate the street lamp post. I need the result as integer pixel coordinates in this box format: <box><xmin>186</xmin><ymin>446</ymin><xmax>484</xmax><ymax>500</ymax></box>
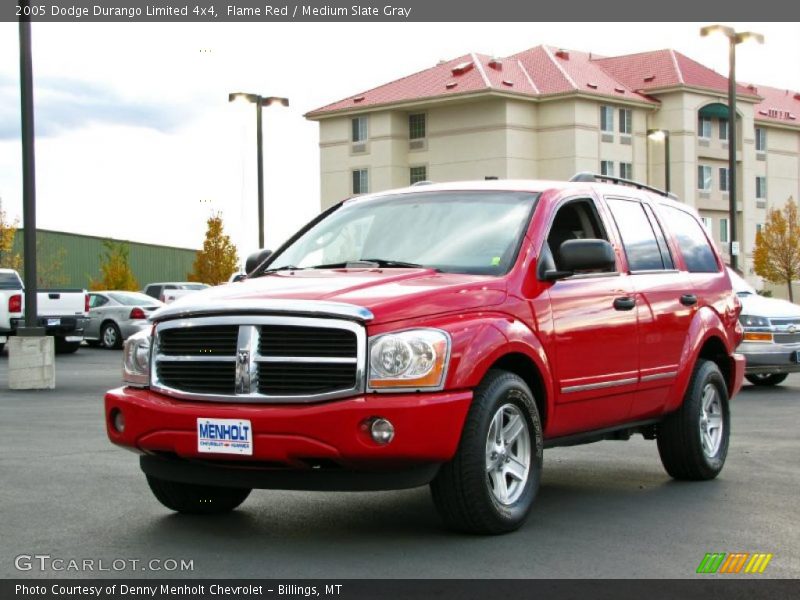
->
<box><xmin>700</xmin><ymin>25</ymin><xmax>764</xmax><ymax>271</ymax></box>
<box><xmin>647</xmin><ymin>129</ymin><xmax>670</xmax><ymax>193</ymax></box>
<box><xmin>228</xmin><ymin>92</ymin><xmax>289</xmax><ymax>249</ymax></box>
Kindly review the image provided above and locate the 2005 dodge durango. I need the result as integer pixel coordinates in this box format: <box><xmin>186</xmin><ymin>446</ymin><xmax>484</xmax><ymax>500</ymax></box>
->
<box><xmin>105</xmin><ymin>174</ymin><xmax>745</xmax><ymax>534</ymax></box>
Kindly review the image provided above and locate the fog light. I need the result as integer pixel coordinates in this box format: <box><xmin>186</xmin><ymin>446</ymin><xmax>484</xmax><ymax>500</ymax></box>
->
<box><xmin>110</xmin><ymin>408</ymin><xmax>125</xmax><ymax>433</ymax></box>
<box><xmin>370</xmin><ymin>418</ymin><xmax>395</xmax><ymax>445</ymax></box>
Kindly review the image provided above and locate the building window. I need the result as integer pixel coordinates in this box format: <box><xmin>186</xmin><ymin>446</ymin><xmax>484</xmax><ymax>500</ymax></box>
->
<box><xmin>698</xmin><ymin>115</ymin><xmax>712</xmax><ymax>139</ymax></box>
<box><xmin>697</xmin><ymin>165</ymin><xmax>712</xmax><ymax>191</ymax></box>
<box><xmin>756</xmin><ymin>176</ymin><xmax>767</xmax><ymax>199</ymax></box>
<box><xmin>700</xmin><ymin>216</ymin><xmax>712</xmax><ymax>233</ymax></box>
<box><xmin>755</xmin><ymin>127</ymin><xmax>767</xmax><ymax>152</ymax></box>
<box><xmin>352</xmin><ymin>169</ymin><xmax>369</xmax><ymax>195</ymax></box>
<box><xmin>756</xmin><ymin>223</ymin><xmax>764</xmax><ymax>235</ymax></box>
<box><xmin>719</xmin><ymin>118</ymin><xmax>729</xmax><ymax>141</ymax></box>
<box><xmin>719</xmin><ymin>218</ymin><xmax>729</xmax><ymax>244</ymax></box>
<box><xmin>600</xmin><ymin>160</ymin><xmax>615</xmax><ymax>176</ymax></box>
<box><xmin>409</xmin><ymin>166</ymin><xmax>427</xmax><ymax>185</ymax></box>
<box><xmin>619</xmin><ymin>162</ymin><xmax>633</xmax><ymax>179</ymax></box>
<box><xmin>409</xmin><ymin>114</ymin><xmax>426</xmax><ymax>140</ymax></box>
<box><xmin>351</xmin><ymin>117</ymin><xmax>368</xmax><ymax>143</ymax></box>
<box><xmin>600</xmin><ymin>106</ymin><xmax>614</xmax><ymax>133</ymax></box>
<box><xmin>619</xmin><ymin>108</ymin><xmax>632</xmax><ymax>135</ymax></box>
<box><xmin>719</xmin><ymin>167</ymin><xmax>729</xmax><ymax>192</ymax></box>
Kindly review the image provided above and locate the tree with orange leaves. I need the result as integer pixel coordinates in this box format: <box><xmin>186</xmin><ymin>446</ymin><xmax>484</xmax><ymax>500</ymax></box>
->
<box><xmin>753</xmin><ymin>197</ymin><xmax>800</xmax><ymax>302</ymax></box>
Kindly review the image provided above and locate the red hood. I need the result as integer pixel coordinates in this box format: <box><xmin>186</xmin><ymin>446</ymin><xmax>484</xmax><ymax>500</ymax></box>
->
<box><xmin>168</xmin><ymin>268</ymin><xmax>507</xmax><ymax>325</ymax></box>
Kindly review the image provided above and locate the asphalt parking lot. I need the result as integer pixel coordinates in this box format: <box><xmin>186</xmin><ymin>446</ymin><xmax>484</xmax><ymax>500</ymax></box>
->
<box><xmin>0</xmin><ymin>346</ymin><xmax>798</xmax><ymax>579</ymax></box>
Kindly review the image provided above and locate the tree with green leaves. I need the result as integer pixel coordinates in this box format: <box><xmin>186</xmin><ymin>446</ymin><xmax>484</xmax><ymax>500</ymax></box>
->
<box><xmin>89</xmin><ymin>240</ymin><xmax>139</xmax><ymax>291</ymax></box>
<box><xmin>753</xmin><ymin>197</ymin><xmax>800</xmax><ymax>302</ymax></box>
<box><xmin>188</xmin><ymin>212</ymin><xmax>239</xmax><ymax>285</ymax></box>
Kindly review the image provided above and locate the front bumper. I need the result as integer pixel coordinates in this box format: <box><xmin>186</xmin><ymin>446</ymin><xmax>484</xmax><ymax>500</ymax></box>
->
<box><xmin>104</xmin><ymin>387</ymin><xmax>472</xmax><ymax>487</ymax></box>
<box><xmin>737</xmin><ymin>341</ymin><xmax>800</xmax><ymax>375</ymax></box>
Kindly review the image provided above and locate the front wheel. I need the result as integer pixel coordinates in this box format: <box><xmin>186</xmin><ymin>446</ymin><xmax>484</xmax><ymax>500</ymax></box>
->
<box><xmin>146</xmin><ymin>476</ymin><xmax>251</xmax><ymax>515</ymax></box>
<box><xmin>745</xmin><ymin>373</ymin><xmax>788</xmax><ymax>387</ymax></box>
<box><xmin>431</xmin><ymin>370</ymin><xmax>543</xmax><ymax>534</ymax></box>
<box><xmin>657</xmin><ymin>359</ymin><xmax>729</xmax><ymax>480</ymax></box>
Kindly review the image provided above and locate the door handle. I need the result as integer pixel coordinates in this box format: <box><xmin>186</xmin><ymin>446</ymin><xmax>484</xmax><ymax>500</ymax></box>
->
<box><xmin>613</xmin><ymin>296</ymin><xmax>636</xmax><ymax>311</ymax></box>
<box><xmin>680</xmin><ymin>294</ymin><xmax>698</xmax><ymax>307</ymax></box>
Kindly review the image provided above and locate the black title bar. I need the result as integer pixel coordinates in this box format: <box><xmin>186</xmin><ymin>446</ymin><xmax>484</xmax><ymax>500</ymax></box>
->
<box><xmin>3</xmin><ymin>0</ymin><xmax>800</xmax><ymax>22</ymax></box>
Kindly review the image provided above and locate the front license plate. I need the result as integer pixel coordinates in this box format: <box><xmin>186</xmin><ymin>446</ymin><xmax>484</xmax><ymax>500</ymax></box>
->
<box><xmin>197</xmin><ymin>418</ymin><xmax>253</xmax><ymax>456</ymax></box>
<box><xmin>47</xmin><ymin>318</ymin><xmax>60</xmax><ymax>327</ymax></box>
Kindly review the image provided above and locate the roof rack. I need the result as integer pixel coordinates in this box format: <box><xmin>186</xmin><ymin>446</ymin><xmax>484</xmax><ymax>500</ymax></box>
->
<box><xmin>569</xmin><ymin>172</ymin><xmax>677</xmax><ymax>200</ymax></box>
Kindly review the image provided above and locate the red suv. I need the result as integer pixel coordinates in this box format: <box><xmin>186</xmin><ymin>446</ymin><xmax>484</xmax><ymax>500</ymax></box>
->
<box><xmin>105</xmin><ymin>174</ymin><xmax>744</xmax><ymax>534</ymax></box>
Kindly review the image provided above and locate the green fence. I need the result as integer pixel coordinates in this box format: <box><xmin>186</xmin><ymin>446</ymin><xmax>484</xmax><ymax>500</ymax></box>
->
<box><xmin>12</xmin><ymin>229</ymin><xmax>198</xmax><ymax>290</ymax></box>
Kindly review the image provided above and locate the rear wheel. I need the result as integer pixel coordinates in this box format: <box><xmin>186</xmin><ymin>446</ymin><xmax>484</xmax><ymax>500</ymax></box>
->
<box><xmin>146</xmin><ymin>476</ymin><xmax>251</xmax><ymax>515</ymax></box>
<box><xmin>0</xmin><ymin>342</ymin><xmax>4</xmax><ymax>354</ymax></box>
<box><xmin>430</xmin><ymin>370</ymin><xmax>543</xmax><ymax>534</ymax></box>
<box><xmin>657</xmin><ymin>359</ymin><xmax>729</xmax><ymax>480</ymax></box>
<box><xmin>101</xmin><ymin>322</ymin><xmax>123</xmax><ymax>349</ymax></box>
<box><xmin>745</xmin><ymin>373</ymin><xmax>788</xmax><ymax>387</ymax></box>
<box><xmin>54</xmin><ymin>338</ymin><xmax>81</xmax><ymax>354</ymax></box>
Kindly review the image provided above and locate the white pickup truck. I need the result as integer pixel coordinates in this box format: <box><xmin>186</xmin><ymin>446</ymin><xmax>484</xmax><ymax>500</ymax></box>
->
<box><xmin>0</xmin><ymin>268</ymin><xmax>90</xmax><ymax>354</ymax></box>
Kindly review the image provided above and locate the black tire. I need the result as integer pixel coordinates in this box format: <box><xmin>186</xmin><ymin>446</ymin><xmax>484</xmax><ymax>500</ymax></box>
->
<box><xmin>657</xmin><ymin>359</ymin><xmax>729</xmax><ymax>481</ymax></box>
<box><xmin>100</xmin><ymin>322</ymin><xmax>123</xmax><ymax>350</ymax></box>
<box><xmin>745</xmin><ymin>373</ymin><xmax>788</xmax><ymax>387</ymax></box>
<box><xmin>430</xmin><ymin>370</ymin><xmax>543</xmax><ymax>534</ymax></box>
<box><xmin>146</xmin><ymin>475</ymin><xmax>251</xmax><ymax>515</ymax></box>
<box><xmin>0</xmin><ymin>342</ymin><xmax>4</xmax><ymax>354</ymax></box>
<box><xmin>54</xmin><ymin>338</ymin><xmax>81</xmax><ymax>354</ymax></box>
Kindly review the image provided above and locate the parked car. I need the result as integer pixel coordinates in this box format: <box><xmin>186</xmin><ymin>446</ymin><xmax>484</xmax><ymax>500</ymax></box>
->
<box><xmin>142</xmin><ymin>282</ymin><xmax>209</xmax><ymax>304</ymax></box>
<box><xmin>0</xmin><ymin>268</ymin><xmax>89</xmax><ymax>354</ymax></box>
<box><xmin>729</xmin><ymin>268</ymin><xmax>800</xmax><ymax>386</ymax></box>
<box><xmin>84</xmin><ymin>291</ymin><xmax>163</xmax><ymax>349</ymax></box>
<box><xmin>105</xmin><ymin>174</ymin><xmax>744</xmax><ymax>534</ymax></box>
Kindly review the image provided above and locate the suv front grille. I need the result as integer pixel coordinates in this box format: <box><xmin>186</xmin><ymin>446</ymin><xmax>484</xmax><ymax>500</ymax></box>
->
<box><xmin>152</xmin><ymin>316</ymin><xmax>364</xmax><ymax>403</ymax></box>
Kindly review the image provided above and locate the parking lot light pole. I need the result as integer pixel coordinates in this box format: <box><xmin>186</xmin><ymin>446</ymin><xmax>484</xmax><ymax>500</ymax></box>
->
<box><xmin>647</xmin><ymin>129</ymin><xmax>670</xmax><ymax>193</ymax></box>
<box><xmin>228</xmin><ymin>93</ymin><xmax>289</xmax><ymax>249</ymax></box>
<box><xmin>700</xmin><ymin>25</ymin><xmax>764</xmax><ymax>271</ymax></box>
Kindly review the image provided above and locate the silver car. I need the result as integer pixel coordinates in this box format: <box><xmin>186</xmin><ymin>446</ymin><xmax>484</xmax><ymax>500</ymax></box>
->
<box><xmin>730</xmin><ymin>269</ymin><xmax>800</xmax><ymax>386</ymax></box>
<box><xmin>84</xmin><ymin>291</ymin><xmax>163</xmax><ymax>349</ymax></box>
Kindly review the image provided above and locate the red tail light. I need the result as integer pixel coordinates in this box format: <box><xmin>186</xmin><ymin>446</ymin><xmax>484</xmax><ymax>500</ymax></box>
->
<box><xmin>9</xmin><ymin>294</ymin><xmax>22</xmax><ymax>313</ymax></box>
<box><xmin>129</xmin><ymin>307</ymin><xmax>146</xmax><ymax>320</ymax></box>
<box><xmin>85</xmin><ymin>293</ymin><xmax>90</xmax><ymax>313</ymax></box>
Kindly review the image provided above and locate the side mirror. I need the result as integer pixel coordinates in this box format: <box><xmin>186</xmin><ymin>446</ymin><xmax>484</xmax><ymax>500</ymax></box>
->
<box><xmin>543</xmin><ymin>239</ymin><xmax>616</xmax><ymax>281</ymax></box>
<box><xmin>245</xmin><ymin>249</ymin><xmax>273</xmax><ymax>274</ymax></box>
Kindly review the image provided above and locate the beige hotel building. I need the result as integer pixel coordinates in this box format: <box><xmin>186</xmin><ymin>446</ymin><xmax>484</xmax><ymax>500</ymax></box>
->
<box><xmin>305</xmin><ymin>45</ymin><xmax>800</xmax><ymax>287</ymax></box>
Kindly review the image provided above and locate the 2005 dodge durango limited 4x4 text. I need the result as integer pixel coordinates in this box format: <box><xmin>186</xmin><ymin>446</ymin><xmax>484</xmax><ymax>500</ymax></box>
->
<box><xmin>105</xmin><ymin>174</ymin><xmax>745</xmax><ymax>534</ymax></box>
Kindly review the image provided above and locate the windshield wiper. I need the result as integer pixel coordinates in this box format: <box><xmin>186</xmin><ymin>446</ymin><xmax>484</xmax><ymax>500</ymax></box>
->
<box><xmin>259</xmin><ymin>265</ymin><xmax>303</xmax><ymax>275</ymax></box>
<box><xmin>310</xmin><ymin>259</ymin><xmax>432</xmax><ymax>270</ymax></box>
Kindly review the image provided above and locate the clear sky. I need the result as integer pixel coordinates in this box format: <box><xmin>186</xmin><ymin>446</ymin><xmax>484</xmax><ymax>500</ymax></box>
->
<box><xmin>0</xmin><ymin>22</ymin><xmax>798</xmax><ymax>265</ymax></box>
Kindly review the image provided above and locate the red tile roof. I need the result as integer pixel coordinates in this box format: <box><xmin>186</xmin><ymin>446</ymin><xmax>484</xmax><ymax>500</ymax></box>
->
<box><xmin>307</xmin><ymin>45</ymin><xmax>796</xmax><ymax>129</ymax></box>
<box><xmin>749</xmin><ymin>83</ymin><xmax>800</xmax><ymax>126</ymax></box>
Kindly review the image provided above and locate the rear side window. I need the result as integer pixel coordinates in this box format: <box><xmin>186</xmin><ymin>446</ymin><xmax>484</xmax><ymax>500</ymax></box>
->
<box><xmin>659</xmin><ymin>205</ymin><xmax>719</xmax><ymax>273</ymax></box>
<box><xmin>0</xmin><ymin>272</ymin><xmax>23</xmax><ymax>290</ymax></box>
<box><xmin>607</xmin><ymin>198</ymin><xmax>666</xmax><ymax>271</ymax></box>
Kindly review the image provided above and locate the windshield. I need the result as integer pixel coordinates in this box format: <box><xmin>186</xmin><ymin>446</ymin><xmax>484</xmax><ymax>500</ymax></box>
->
<box><xmin>108</xmin><ymin>292</ymin><xmax>161</xmax><ymax>306</ymax></box>
<box><xmin>265</xmin><ymin>191</ymin><xmax>538</xmax><ymax>275</ymax></box>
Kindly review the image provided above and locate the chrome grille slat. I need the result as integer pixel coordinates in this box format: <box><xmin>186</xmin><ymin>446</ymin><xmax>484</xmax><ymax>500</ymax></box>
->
<box><xmin>151</xmin><ymin>315</ymin><xmax>365</xmax><ymax>403</ymax></box>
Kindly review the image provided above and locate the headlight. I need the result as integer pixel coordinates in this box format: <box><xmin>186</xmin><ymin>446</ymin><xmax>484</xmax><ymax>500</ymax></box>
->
<box><xmin>739</xmin><ymin>315</ymin><xmax>769</xmax><ymax>328</ymax></box>
<box><xmin>368</xmin><ymin>329</ymin><xmax>450</xmax><ymax>391</ymax></box>
<box><xmin>123</xmin><ymin>329</ymin><xmax>151</xmax><ymax>387</ymax></box>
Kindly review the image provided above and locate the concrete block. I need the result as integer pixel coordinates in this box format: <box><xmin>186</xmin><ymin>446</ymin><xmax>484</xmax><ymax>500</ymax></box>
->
<box><xmin>8</xmin><ymin>336</ymin><xmax>56</xmax><ymax>390</ymax></box>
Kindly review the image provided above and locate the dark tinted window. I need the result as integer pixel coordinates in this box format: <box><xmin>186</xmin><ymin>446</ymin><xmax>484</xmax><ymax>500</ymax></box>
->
<box><xmin>660</xmin><ymin>205</ymin><xmax>719</xmax><ymax>273</ymax></box>
<box><xmin>607</xmin><ymin>199</ymin><xmax>665</xmax><ymax>271</ymax></box>
<box><xmin>144</xmin><ymin>286</ymin><xmax>161</xmax><ymax>298</ymax></box>
<box><xmin>643</xmin><ymin>204</ymin><xmax>674</xmax><ymax>269</ymax></box>
<box><xmin>0</xmin><ymin>271</ymin><xmax>23</xmax><ymax>290</ymax></box>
